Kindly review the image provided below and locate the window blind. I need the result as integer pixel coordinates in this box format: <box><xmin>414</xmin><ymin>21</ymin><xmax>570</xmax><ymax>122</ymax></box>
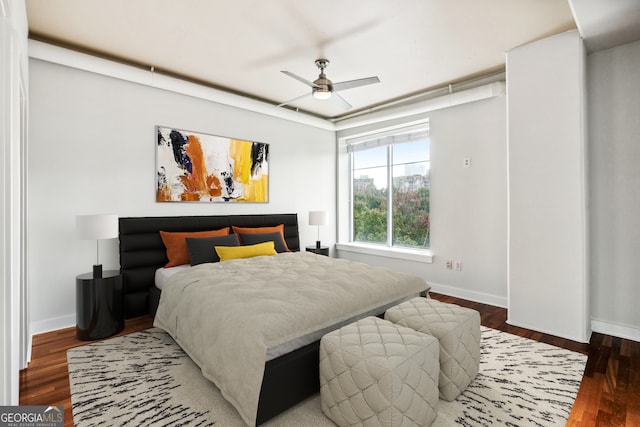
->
<box><xmin>346</xmin><ymin>122</ymin><xmax>429</xmax><ymax>153</ymax></box>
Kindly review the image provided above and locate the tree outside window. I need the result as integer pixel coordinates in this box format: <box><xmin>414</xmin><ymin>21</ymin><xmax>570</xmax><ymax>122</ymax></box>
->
<box><xmin>351</xmin><ymin>133</ymin><xmax>430</xmax><ymax>249</ymax></box>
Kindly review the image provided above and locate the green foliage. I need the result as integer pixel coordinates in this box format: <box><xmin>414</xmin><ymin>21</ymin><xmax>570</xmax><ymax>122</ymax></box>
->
<box><xmin>353</xmin><ymin>184</ymin><xmax>429</xmax><ymax>248</ymax></box>
<box><xmin>393</xmin><ymin>186</ymin><xmax>430</xmax><ymax>248</ymax></box>
<box><xmin>353</xmin><ymin>185</ymin><xmax>387</xmax><ymax>242</ymax></box>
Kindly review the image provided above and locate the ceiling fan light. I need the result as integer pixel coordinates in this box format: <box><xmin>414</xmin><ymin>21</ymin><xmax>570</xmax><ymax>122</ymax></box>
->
<box><xmin>313</xmin><ymin>89</ymin><xmax>332</xmax><ymax>100</ymax></box>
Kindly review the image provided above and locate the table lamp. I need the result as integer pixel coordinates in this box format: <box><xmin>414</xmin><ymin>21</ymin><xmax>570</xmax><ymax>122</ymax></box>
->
<box><xmin>76</xmin><ymin>214</ymin><xmax>118</xmax><ymax>278</ymax></box>
<box><xmin>308</xmin><ymin>211</ymin><xmax>327</xmax><ymax>250</ymax></box>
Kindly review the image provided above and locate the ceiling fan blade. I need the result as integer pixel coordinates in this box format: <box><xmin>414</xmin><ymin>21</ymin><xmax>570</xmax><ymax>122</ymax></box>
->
<box><xmin>276</xmin><ymin>92</ymin><xmax>312</xmax><ymax>107</ymax></box>
<box><xmin>332</xmin><ymin>76</ymin><xmax>380</xmax><ymax>92</ymax></box>
<box><xmin>330</xmin><ymin>92</ymin><xmax>352</xmax><ymax>110</ymax></box>
<box><xmin>281</xmin><ymin>70</ymin><xmax>319</xmax><ymax>88</ymax></box>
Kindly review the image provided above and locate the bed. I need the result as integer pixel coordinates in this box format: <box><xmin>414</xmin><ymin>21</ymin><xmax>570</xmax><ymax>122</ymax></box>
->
<box><xmin>119</xmin><ymin>214</ymin><xmax>428</xmax><ymax>426</ymax></box>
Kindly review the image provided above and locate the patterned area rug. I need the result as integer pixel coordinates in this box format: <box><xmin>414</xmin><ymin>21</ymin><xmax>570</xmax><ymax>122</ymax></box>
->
<box><xmin>67</xmin><ymin>327</ymin><xmax>586</xmax><ymax>426</ymax></box>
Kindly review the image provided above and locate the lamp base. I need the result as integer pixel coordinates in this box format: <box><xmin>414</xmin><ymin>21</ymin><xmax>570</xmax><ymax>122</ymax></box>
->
<box><xmin>316</xmin><ymin>240</ymin><xmax>321</xmax><ymax>250</ymax></box>
<box><xmin>93</xmin><ymin>264</ymin><xmax>103</xmax><ymax>278</ymax></box>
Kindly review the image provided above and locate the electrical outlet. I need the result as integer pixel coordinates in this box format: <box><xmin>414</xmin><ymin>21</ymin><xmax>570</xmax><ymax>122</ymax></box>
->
<box><xmin>463</xmin><ymin>157</ymin><xmax>471</xmax><ymax>168</ymax></box>
<box><xmin>446</xmin><ymin>260</ymin><xmax>453</xmax><ymax>270</ymax></box>
<box><xmin>454</xmin><ymin>260</ymin><xmax>462</xmax><ymax>271</ymax></box>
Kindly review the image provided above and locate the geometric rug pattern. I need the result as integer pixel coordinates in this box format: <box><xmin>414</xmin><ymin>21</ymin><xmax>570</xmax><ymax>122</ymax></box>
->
<box><xmin>434</xmin><ymin>327</ymin><xmax>587</xmax><ymax>426</ymax></box>
<box><xmin>68</xmin><ymin>327</ymin><xmax>586</xmax><ymax>426</ymax></box>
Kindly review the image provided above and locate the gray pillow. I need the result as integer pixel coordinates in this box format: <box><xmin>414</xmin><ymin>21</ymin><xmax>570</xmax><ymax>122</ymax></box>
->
<box><xmin>186</xmin><ymin>234</ymin><xmax>240</xmax><ymax>265</ymax></box>
<box><xmin>239</xmin><ymin>232</ymin><xmax>288</xmax><ymax>253</ymax></box>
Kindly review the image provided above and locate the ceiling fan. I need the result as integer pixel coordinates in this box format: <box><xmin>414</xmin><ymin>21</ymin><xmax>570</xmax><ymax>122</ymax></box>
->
<box><xmin>277</xmin><ymin>59</ymin><xmax>380</xmax><ymax>110</ymax></box>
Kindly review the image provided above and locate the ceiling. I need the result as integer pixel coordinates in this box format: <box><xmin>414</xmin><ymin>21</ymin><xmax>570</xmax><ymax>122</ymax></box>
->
<box><xmin>568</xmin><ymin>0</ymin><xmax>640</xmax><ymax>51</ymax></box>
<box><xmin>24</xmin><ymin>1</ymin><xmax>640</xmax><ymax>120</ymax></box>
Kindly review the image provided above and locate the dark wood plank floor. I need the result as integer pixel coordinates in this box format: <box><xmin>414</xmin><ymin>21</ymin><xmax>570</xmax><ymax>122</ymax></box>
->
<box><xmin>19</xmin><ymin>316</ymin><xmax>154</xmax><ymax>427</ymax></box>
<box><xmin>19</xmin><ymin>293</ymin><xmax>640</xmax><ymax>426</ymax></box>
<box><xmin>430</xmin><ymin>293</ymin><xmax>640</xmax><ymax>426</ymax></box>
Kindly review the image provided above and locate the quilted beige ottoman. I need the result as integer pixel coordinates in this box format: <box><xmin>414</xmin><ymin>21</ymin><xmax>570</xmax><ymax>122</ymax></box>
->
<box><xmin>319</xmin><ymin>316</ymin><xmax>440</xmax><ymax>427</ymax></box>
<box><xmin>385</xmin><ymin>297</ymin><xmax>480</xmax><ymax>401</ymax></box>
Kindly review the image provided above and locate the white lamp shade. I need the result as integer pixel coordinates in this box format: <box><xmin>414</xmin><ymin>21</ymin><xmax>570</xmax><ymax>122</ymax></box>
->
<box><xmin>308</xmin><ymin>211</ymin><xmax>327</xmax><ymax>226</ymax></box>
<box><xmin>76</xmin><ymin>214</ymin><xmax>118</xmax><ymax>240</ymax></box>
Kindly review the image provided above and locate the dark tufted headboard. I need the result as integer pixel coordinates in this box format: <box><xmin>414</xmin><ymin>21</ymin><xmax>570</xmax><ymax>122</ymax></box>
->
<box><xmin>119</xmin><ymin>213</ymin><xmax>300</xmax><ymax>318</ymax></box>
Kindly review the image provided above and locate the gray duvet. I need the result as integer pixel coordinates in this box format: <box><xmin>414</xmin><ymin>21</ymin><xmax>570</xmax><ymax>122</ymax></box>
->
<box><xmin>153</xmin><ymin>251</ymin><xmax>428</xmax><ymax>426</ymax></box>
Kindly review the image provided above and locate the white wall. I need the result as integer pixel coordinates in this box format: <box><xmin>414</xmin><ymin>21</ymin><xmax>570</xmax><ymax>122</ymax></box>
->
<box><xmin>336</xmin><ymin>96</ymin><xmax>508</xmax><ymax>307</ymax></box>
<box><xmin>28</xmin><ymin>58</ymin><xmax>336</xmax><ymax>334</ymax></box>
<box><xmin>24</xmin><ymin>29</ymin><xmax>640</xmax><ymax>353</ymax></box>
<box><xmin>588</xmin><ymin>39</ymin><xmax>640</xmax><ymax>341</ymax></box>
<box><xmin>507</xmin><ymin>30</ymin><xmax>590</xmax><ymax>343</ymax></box>
<box><xmin>333</xmin><ymin>31</ymin><xmax>640</xmax><ymax>344</ymax></box>
<box><xmin>1</xmin><ymin>0</ymin><xmax>29</xmax><ymax>405</ymax></box>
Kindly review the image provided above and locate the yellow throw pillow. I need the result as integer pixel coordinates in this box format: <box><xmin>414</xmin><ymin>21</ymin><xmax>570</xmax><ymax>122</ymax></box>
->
<box><xmin>215</xmin><ymin>241</ymin><xmax>277</xmax><ymax>261</ymax></box>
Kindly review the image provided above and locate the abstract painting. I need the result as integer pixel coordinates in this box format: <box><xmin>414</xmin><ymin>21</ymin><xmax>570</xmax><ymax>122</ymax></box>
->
<box><xmin>156</xmin><ymin>126</ymin><xmax>269</xmax><ymax>202</ymax></box>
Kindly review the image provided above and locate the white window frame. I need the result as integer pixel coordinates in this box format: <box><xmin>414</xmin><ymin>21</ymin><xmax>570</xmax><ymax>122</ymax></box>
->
<box><xmin>337</xmin><ymin>120</ymin><xmax>433</xmax><ymax>263</ymax></box>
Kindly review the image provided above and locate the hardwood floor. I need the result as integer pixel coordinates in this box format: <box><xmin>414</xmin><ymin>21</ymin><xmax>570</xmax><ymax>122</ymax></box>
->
<box><xmin>19</xmin><ymin>316</ymin><xmax>154</xmax><ymax>427</ymax></box>
<box><xmin>430</xmin><ymin>293</ymin><xmax>640</xmax><ymax>426</ymax></box>
<box><xmin>19</xmin><ymin>294</ymin><xmax>640</xmax><ymax>426</ymax></box>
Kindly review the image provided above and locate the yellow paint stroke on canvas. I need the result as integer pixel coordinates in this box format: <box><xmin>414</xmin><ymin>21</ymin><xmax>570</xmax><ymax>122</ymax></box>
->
<box><xmin>239</xmin><ymin>174</ymin><xmax>268</xmax><ymax>202</ymax></box>
<box><xmin>253</xmin><ymin>174</ymin><xmax>268</xmax><ymax>202</ymax></box>
<box><xmin>230</xmin><ymin>139</ymin><xmax>253</xmax><ymax>184</ymax></box>
<box><xmin>229</xmin><ymin>139</ymin><xmax>269</xmax><ymax>202</ymax></box>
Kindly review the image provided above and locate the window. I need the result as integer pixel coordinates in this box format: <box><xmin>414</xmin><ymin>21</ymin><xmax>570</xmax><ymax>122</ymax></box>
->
<box><xmin>349</xmin><ymin>125</ymin><xmax>430</xmax><ymax>249</ymax></box>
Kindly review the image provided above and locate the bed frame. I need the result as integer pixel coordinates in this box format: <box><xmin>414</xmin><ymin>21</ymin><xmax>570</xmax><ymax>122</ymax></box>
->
<box><xmin>119</xmin><ymin>213</ymin><xmax>300</xmax><ymax>317</ymax></box>
<box><xmin>119</xmin><ymin>213</ymin><xmax>316</xmax><ymax>424</ymax></box>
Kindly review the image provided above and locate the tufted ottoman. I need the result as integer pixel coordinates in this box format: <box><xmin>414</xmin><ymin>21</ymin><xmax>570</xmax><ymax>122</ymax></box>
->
<box><xmin>319</xmin><ymin>316</ymin><xmax>440</xmax><ymax>427</ymax></box>
<box><xmin>385</xmin><ymin>297</ymin><xmax>480</xmax><ymax>401</ymax></box>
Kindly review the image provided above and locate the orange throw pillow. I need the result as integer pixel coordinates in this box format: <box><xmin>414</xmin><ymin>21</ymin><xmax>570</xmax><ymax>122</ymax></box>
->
<box><xmin>231</xmin><ymin>224</ymin><xmax>290</xmax><ymax>251</ymax></box>
<box><xmin>160</xmin><ymin>228</ymin><xmax>230</xmax><ymax>267</ymax></box>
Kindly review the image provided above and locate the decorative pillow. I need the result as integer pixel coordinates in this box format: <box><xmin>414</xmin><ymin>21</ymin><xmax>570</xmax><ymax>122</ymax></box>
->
<box><xmin>239</xmin><ymin>232</ymin><xmax>288</xmax><ymax>253</ymax></box>
<box><xmin>215</xmin><ymin>241</ymin><xmax>277</xmax><ymax>262</ymax></box>
<box><xmin>160</xmin><ymin>228</ymin><xmax>230</xmax><ymax>267</ymax></box>
<box><xmin>186</xmin><ymin>234</ymin><xmax>240</xmax><ymax>266</ymax></box>
<box><xmin>231</xmin><ymin>224</ymin><xmax>290</xmax><ymax>251</ymax></box>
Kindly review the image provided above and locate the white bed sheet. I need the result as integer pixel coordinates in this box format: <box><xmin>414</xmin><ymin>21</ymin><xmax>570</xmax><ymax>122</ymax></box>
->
<box><xmin>154</xmin><ymin>265</ymin><xmax>189</xmax><ymax>290</ymax></box>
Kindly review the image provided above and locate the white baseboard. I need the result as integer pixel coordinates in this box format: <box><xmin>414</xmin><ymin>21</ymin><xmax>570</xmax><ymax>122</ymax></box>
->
<box><xmin>591</xmin><ymin>318</ymin><xmax>640</xmax><ymax>343</ymax></box>
<box><xmin>506</xmin><ymin>317</ymin><xmax>590</xmax><ymax>343</ymax></box>
<box><xmin>427</xmin><ymin>282</ymin><xmax>508</xmax><ymax>308</ymax></box>
<box><xmin>30</xmin><ymin>314</ymin><xmax>75</xmax><ymax>336</ymax></box>
<box><xmin>409</xmin><ymin>282</ymin><xmax>640</xmax><ymax>343</ymax></box>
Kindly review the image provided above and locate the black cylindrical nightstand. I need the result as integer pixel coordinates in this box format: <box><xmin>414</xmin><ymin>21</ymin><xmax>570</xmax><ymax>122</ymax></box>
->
<box><xmin>305</xmin><ymin>245</ymin><xmax>330</xmax><ymax>256</ymax></box>
<box><xmin>76</xmin><ymin>270</ymin><xmax>124</xmax><ymax>340</ymax></box>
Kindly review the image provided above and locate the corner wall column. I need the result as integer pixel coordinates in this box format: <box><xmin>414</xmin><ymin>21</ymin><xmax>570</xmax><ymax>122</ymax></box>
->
<box><xmin>506</xmin><ymin>30</ymin><xmax>590</xmax><ymax>343</ymax></box>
